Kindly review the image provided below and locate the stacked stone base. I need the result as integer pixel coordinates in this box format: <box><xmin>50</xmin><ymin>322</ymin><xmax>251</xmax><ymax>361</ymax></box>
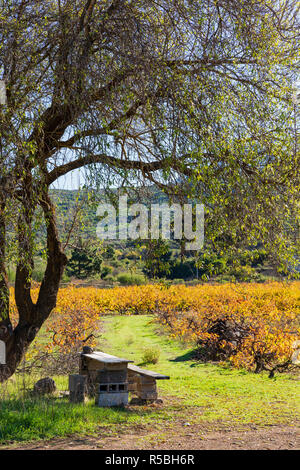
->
<box><xmin>128</xmin><ymin>369</ymin><xmax>158</xmax><ymax>403</ymax></box>
<box><xmin>97</xmin><ymin>384</ymin><xmax>129</xmax><ymax>407</ymax></box>
<box><xmin>69</xmin><ymin>374</ymin><xmax>87</xmax><ymax>403</ymax></box>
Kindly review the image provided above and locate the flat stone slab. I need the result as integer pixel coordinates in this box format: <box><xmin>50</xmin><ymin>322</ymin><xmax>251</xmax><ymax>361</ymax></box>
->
<box><xmin>128</xmin><ymin>364</ymin><xmax>170</xmax><ymax>380</ymax></box>
<box><xmin>82</xmin><ymin>351</ymin><xmax>134</xmax><ymax>364</ymax></box>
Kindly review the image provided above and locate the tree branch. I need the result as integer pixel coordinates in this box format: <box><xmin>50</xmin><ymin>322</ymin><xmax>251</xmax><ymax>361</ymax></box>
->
<box><xmin>55</xmin><ymin>96</ymin><xmax>147</xmax><ymax>149</ymax></box>
<box><xmin>36</xmin><ymin>192</ymin><xmax>67</xmax><ymax>322</ymax></box>
<box><xmin>46</xmin><ymin>153</ymin><xmax>171</xmax><ymax>185</ymax></box>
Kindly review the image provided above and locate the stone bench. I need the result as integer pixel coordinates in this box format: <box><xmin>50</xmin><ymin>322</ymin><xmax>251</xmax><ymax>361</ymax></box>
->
<box><xmin>69</xmin><ymin>349</ymin><xmax>170</xmax><ymax>406</ymax></box>
<box><xmin>127</xmin><ymin>364</ymin><xmax>170</xmax><ymax>402</ymax></box>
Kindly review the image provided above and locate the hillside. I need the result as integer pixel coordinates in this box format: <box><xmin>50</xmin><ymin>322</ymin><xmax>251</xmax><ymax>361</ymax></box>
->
<box><xmin>50</xmin><ymin>186</ymin><xmax>170</xmax><ymax>243</ymax></box>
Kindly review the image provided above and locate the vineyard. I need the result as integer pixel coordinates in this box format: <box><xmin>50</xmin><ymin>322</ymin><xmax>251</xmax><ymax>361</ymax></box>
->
<box><xmin>9</xmin><ymin>282</ymin><xmax>300</xmax><ymax>376</ymax></box>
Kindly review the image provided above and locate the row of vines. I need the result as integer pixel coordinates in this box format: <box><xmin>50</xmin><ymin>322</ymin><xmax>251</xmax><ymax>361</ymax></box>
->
<box><xmin>9</xmin><ymin>282</ymin><xmax>300</xmax><ymax>375</ymax></box>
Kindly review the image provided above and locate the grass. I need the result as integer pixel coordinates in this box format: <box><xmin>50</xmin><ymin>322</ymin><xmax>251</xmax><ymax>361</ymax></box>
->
<box><xmin>0</xmin><ymin>395</ymin><xmax>167</xmax><ymax>443</ymax></box>
<box><xmin>0</xmin><ymin>314</ymin><xmax>299</xmax><ymax>444</ymax></box>
<box><xmin>100</xmin><ymin>315</ymin><xmax>300</xmax><ymax>426</ymax></box>
<box><xmin>0</xmin><ymin>371</ymin><xmax>170</xmax><ymax>443</ymax></box>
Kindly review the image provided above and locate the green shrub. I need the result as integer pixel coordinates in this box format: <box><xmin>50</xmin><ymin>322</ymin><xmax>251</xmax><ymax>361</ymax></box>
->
<box><xmin>230</xmin><ymin>265</ymin><xmax>258</xmax><ymax>281</ymax></box>
<box><xmin>61</xmin><ymin>271</ymin><xmax>71</xmax><ymax>283</ymax></box>
<box><xmin>142</xmin><ymin>346</ymin><xmax>160</xmax><ymax>364</ymax></box>
<box><xmin>172</xmin><ymin>278</ymin><xmax>185</xmax><ymax>285</ymax></box>
<box><xmin>101</xmin><ymin>265</ymin><xmax>113</xmax><ymax>279</ymax></box>
<box><xmin>167</xmin><ymin>252</ymin><xmax>228</xmax><ymax>280</ymax></box>
<box><xmin>110</xmin><ymin>260</ymin><xmax>122</xmax><ymax>268</ymax></box>
<box><xmin>117</xmin><ymin>273</ymin><xmax>146</xmax><ymax>286</ymax></box>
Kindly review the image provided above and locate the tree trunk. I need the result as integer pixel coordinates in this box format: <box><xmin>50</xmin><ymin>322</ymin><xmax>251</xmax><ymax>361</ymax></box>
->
<box><xmin>0</xmin><ymin>190</ymin><xmax>67</xmax><ymax>382</ymax></box>
<box><xmin>0</xmin><ymin>324</ymin><xmax>34</xmax><ymax>381</ymax></box>
<box><xmin>0</xmin><ymin>197</ymin><xmax>13</xmax><ymax>377</ymax></box>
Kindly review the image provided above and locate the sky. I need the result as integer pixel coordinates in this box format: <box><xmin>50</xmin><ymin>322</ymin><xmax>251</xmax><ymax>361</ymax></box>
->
<box><xmin>51</xmin><ymin>168</ymin><xmax>86</xmax><ymax>191</ymax></box>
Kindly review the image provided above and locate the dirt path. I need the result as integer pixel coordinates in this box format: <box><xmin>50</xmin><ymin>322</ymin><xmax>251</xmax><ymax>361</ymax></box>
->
<box><xmin>3</xmin><ymin>422</ymin><xmax>299</xmax><ymax>450</ymax></box>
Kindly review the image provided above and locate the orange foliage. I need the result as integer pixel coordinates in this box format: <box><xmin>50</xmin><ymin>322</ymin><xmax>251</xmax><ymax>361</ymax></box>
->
<box><xmin>9</xmin><ymin>281</ymin><xmax>300</xmax><ymax>372</ymax></box>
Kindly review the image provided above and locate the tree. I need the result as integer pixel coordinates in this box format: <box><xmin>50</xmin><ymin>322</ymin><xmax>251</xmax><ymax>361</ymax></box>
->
<box><xmin>142</xmin><ymin>239</ymin><xmax>172</xmax><ymax>279</ymax></box>
<box><xmin>66</xmin><ymin>239</ymin><xmax>102</xmax><ymax>279</ymax></box>
<box><xmin>0</xmin><ymin>0</ymin><xmax>299</xmax><ymax>381</ymax></box>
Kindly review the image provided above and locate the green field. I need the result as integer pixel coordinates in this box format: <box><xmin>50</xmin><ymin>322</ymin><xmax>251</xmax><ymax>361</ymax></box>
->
<box><xmin>0</xmin><ymin>315</ymin><xmax>299</xmax><ymax>444</ymax></box>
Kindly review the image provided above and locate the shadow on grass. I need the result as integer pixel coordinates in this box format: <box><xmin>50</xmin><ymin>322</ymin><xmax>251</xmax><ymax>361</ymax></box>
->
<box><xmin>169</xmin><ymin>351</ymin><xmax>243</xmax><ymax>373</ymax></box>
<box><xmin>136</xmin><ymin>361</ymin><xmax>160</xmax><ymax>367</ymax></box>
<box><xmin>169</xmin><ymin>350</ymin><xmax>197</xmax><ymax>363</ymax></box>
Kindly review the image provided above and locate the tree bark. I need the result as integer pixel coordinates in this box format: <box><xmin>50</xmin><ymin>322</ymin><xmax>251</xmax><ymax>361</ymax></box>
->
<box><xmin>0</xmin><ymin>197</ymin><xmax>12</xmax><ymax>342</ymax></box>
<box><xmin>0</xmin><ymin>189</ymin><xmax>67</xmax><ymax>382</ymax></box>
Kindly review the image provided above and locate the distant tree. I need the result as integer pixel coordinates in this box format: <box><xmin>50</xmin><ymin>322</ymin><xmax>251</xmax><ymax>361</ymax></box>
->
<box><xmin>143</xmin><ymin>239</ymin><xmax>172</xmax><ymax>279</ymax></box>
<box><xmin>100</xmin><ymin>265</ymin><xmax>113</xmax><ymax>279</ymax></box>
<box><xmin>0</xmin><ymin>0</ymin><xmax>299</xmax><ymax>381</ymax></box>
<box><xmin>103</xmin><ymin>246</ymin><xmax>116</xmax><ymax>261</ymax></box>
<box><xmin>66</xmin><ymin>240</ymin><xmax>102</xmax><ymax>279</ymax></box>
